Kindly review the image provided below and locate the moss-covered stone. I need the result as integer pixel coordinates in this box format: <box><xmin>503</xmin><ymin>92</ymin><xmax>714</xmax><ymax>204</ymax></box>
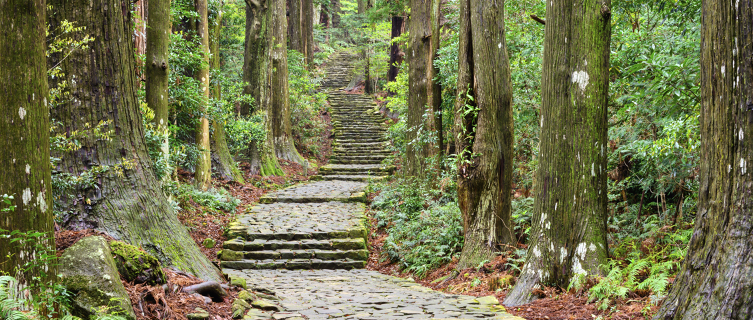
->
<box><xmin>230</xmin><ymin>276</ymin><xmax>247</xmax><ymax>289</ymax></box>
<box><xmin>109</xmin><ymin>241</ymin><xmax>166</xmax><ymax>285</ymax></box>
<box><xmin>59</xmin><ymin>236</ymin><xmax>137</xmax><ymax>320</ymax></box>
<box><xmin>237</xmin><ymin>290</ymin><xmax>257</xmax><ymax>302</ymax></box>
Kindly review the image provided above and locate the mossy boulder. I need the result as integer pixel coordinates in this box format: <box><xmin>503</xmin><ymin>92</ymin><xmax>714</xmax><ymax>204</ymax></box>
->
<box><xmin>59</xmin><ymin>236</ymin><xmax>137</xmax><ymax>320</ymax></box>
<box><xmin>109</xmin><ymin>240</ymin><xmax>166</xmax><ymax>285</ymax></box>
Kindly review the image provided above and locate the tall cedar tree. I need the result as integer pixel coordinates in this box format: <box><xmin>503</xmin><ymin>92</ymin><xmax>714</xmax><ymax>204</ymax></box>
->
<box><xmin>270</xmin><ymin>0</ymin><xmax>303</xmax><ymax>164</ymax></box>
<box><xmin>504</xmin><ymin>0</ymin><xmax>612</xmax><ymax>306</ymax></box>
<box><xmin>243</xmin><ymin>1</ymin><xmax>293</xmax><ymax>174</ymax></box>
<box><xmin>146</xmin><ymin>0</ymin><xmax>171</xmax><ymax>180</ymax></box>
<box><xmin>193</xmin><ymin>0</ymin><xmax>212</xmax><ymax>190</ymax></box>
<box><xmin>288</xmin><ymin>0</ymin><xmax>301</xmax><ymax>51</ymax></box>
<box><xmin>47</xmin><ymin>0</ymin><xmax>221</xmax><ymax>281</ymax></box>
<box><xmin>652</xmin><ymin>0</ymin><xmax>753</xmax><ymax>318</ymax></box>
<box><xmin>331</xmin><ymin>0</ymin><xmax>340</xmax><ymax>27</ymax></box>
<box><xmin>0</xmin><ymin>0</ymin><xmax>55</xmax><ymax>292</ymax></box>
<box><xmin>388</xmin><ymin>15</ymin><xmax>404</xmax><ymax>82</ymax></box>
<box><xmin>430</xmin><ymin>0</ymin><xmax>443</xmax><ymax>155</ymax></box>
<box><xmin>210</xmin><ymin>5</ymin><xmax>245</xmax><ymax>183</ymax></box>
<box><xmin>454</xmin><ymin>0</ymin><xmax>515</xmax><ymax>268</ymax></box>
<box><xmin>405</xmin><ymin>0</ymin><xmax>440</xmax><ymax>176</ymax></box>
<box><xmin>302</xmin><ymin>0</ymin><xmax>314</xmax><ymax>69</ymax></box>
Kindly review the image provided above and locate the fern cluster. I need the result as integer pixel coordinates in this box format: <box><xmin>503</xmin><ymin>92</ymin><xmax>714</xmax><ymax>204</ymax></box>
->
<box><xmin>586</xmin><ymin>226</ymin><xmax>691</xmax><ymax>310</ymax></box>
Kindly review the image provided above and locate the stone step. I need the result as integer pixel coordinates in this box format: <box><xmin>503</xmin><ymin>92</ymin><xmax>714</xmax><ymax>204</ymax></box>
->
<box><xmin>223</xmin><ymin>238</ymin><xmax>366</xmax><ymax>251</ymax></box>
<box><xmin>330</xmin><ymin>159</ymin><xmax>384</xmax><ymax>165</ymax></box>
<box><xmin>221</xmin><ymin>259</ymin><xmax>367</xmax><ymax>270</ymax></box>
<box><xmin>317</xmin><ymin>175</ymin><xmax>389</xmax><ymax>182</ymax></box>
<box><xmin>225</xmin><ymin>249</ymin><xmax>369</xmax><ymax>261</ymax></box>
<box><xmin>335</xmin><ymin>138</ymin><xmax>387</xmax><ymax>144</ymax></box>
<box><xmin>319</xmin><ymin>165</ymin><xmax>395</xmax><ymax>175</ymax></box>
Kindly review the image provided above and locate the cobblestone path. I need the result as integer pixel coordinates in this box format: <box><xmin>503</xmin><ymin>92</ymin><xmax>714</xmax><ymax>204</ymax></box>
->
<box><xmin>219</xmin><ymin>52</ymin><xmax>523</xmax><ymax>320</ymax></box>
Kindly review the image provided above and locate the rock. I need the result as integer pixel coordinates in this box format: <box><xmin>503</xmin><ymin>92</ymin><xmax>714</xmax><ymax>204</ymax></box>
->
<box><xmin>59</xmin><ymin>236</ymin><xmax>137</xmax><ymax>320</ymax></box>
<box><xmin>232</xmin><ymin>298</ymin><xmax>251</xmax><ymax>319</ymax></box>
<box><xmin>192</xmin><ymin>293</ymin><xmax>211</xmax><ymax>304</ymax></box>
<box><xmin>230</xmin><ymin>276</ymin><xmax>247</xmax><ymax>289</ymax></box>
<box><xmin>186</xmin><ymin>307</ymin><xmax>211</xmax><ymax>320</ymax></box>
<box><xmin>238</xmin><ymin>290</ymin><xmax>257</xmax><ymax>302</ymax></box>
<box><xmin>202</xmin><ymin>238</ymin><xmax>216</xmax><ymax>248</ymax></box>
<box><xmin>244</xmin><ymin>308</ymin><xmax>271</xmax><ymax>320</ymax></box>
<box><xmin>251</xmin><ymin>299</ymin><xmax>281</xmax><ymax>312</ymax></box>
<box><xmin>474</xmin><ymin>295</ymin><xmax>500</xmax><ymax>305</ymax></box>
<box><xmin>109</xmin><ymin>240</ymin><xmax>166</xmax><ymax>285</ymax></box>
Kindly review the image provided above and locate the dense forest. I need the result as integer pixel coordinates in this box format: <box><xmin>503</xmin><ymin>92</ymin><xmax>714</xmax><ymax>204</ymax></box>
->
<box><xmin>0</xmin><ymin>0</ymin><xmax>751</xmax><ymax>319</ymax></box>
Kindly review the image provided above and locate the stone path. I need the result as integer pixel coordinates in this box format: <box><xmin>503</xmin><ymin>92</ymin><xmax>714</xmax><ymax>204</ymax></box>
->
<box><xmin>224</xmin><ymin>269</ymin><xmax>521</xmax><ymax>320</ymax></box>
<box><xmin>314</xmin><ymin>51</ymin><xmax>394</xmax><ymax>182</ymax></box>
<box><xmin>219</xmin><ymin>51</ymin><xmax>522</xmax><ymax>320</ymax></box>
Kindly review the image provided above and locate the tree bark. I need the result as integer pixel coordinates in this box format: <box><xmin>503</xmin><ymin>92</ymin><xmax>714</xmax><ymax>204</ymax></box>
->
<box><xmin>270</xmin><ymin>0</ymin><xmax>303</xmax><ymax>164</ymax></box>
<box><xmin>331</xmin><ymin>0</ymin><xmax>340</xmax><ymax>28</ymax></box>
<box><xmin>302</xmin><ymin>0</ymin><xmax>314</xmax><ymax>70</ymax></box>
<box><xmin>454</xmin><ymin>0</ymin><xmax>515</xmax><ymax>269</ymax></box>
<box><xmin>134</xmin><ymin>0</ymin><xmax>148</xmax><ymax>82</ymax></box>
<box><xmin>244</xmin><ymin>1</ymin><xmax>287</xmax><ymax>175</ymax></box>
<box><xmin>47</xmin><ymin>0</ymin><xmax>221</xmax><ymax>282</ymax></box>
<box><xmin>287</xmin><ymin>0</ymin><xmax>301</xmax><ymax>51</ymax></box>
<box><xmin>430</xmin><ymin>0</ymin><xmax>443</xmax><ymax>157</ymax></box>
<box><xmin>193</xmin><ymin>0</ymin><xmax>212</xmax><ymax>190</ymax></box>
<box><xmin>388</xmin><ymin>15</ymin><xmax>404</xmax><ymax>83</ymax></box>
<box><xmin>209</xmin><ymin>5</ymin><xmax>244</xmax><ymax>183</ymax></box>
<box><xmin>406</xmin><ymin>0</ymin><xmax>439</xmax><ymax>177</ymax></box>
<box><xmin>146</xmin><ymin>0</ymin><xmax>171</xmax><ymax>180</ymax></box>
<box><xmin>0</xmin><ymin>0</ymin><xmax>55</xmax><ymax>294</ymax></box>
<box><xmin>652</xmin><ymin>0</ymin><xmax>753</xmax><ymax>318</ymax></box>
<box><xmin>504</xmin><ymin>0</ymin><xmax>612</xmax><ymax>306</ymax></box>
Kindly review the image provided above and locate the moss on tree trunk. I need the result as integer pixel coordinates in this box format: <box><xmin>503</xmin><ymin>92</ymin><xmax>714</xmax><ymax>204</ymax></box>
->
<box><xmin>47</xmin><ymin>0</ymin><xmax>221</xmax><ymax>282</ymax></box>
<box><xmin>504</xmin><ymin>0</ymin><xmax>612</xmax><ymax>306</ymax></box>
<box><xmin>406</xmin><ymin>0</ymin><xmax>440</xmax><ymax>177</ymax></box>
<box><xmin>146</xmin><ymin>0</ymin><xmax>171</xmax><ymax>180</ymax></box>
<box><xmin>0</xmin><ymin>0</ymin><xmax>55</xmax><ymax>292</ymax></box>
<box><xmin>302</xmin><ymin>0</ymin><xmax>315</xmax><ymax>70</ymax></box>
<box><xmin>193</xmin><ymin>0</ymin><xmax>212</xmax><ymax>190</ymax></box>
<box><xmin>243</xmin><ymin>0</ymin><xmax>286</xmax><ymax>176</ymax></box>
<box><xmin>454</xmin><ymin>0</ymin><xmax>515</xmax><ymax>269</ymax></box>
<box><xmin>209</xmin><ymin>7</ymin><xmax>244</xmax><ymax>183</ymax></box>
<box><xmin>652</xmin><ymin>1</ymin><xmax>753</xmax><ymax>318</ymax></box>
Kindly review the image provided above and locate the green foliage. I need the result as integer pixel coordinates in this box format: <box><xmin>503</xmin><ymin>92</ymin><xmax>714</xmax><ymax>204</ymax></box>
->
<box><xmin>288</xmin><ymin>49</ymin><xmax>329</xmax><ymax>158</ymax></box>
<box><xmin>607</xmin><ymin>0</ymin><xmax>701</xmax><ymax>229</ymax></box>
<box><xmin>585</xmin><ymin>226</ymin><xmax>691</xmax><ymax>310</ymax></box>
<box><xmin>171</xmin><ymin>184</ymin><xmax>240</xmax><ymax>213</ymax></box>
<box><xmin>371</xmin><ymin>170</ymin><xmax>462</xmax><ymax>278</ymax></box>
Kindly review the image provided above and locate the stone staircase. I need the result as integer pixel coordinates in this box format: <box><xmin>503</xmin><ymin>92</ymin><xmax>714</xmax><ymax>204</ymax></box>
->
<box><xmin>220</xmin><ymin>182</ymin><xmax>369</xmax><ymax>270</ymax></box>
<box><xmin>314</xmin><ymin>52</ymin><xmax>394</xmax><ymax>182</ymax></box>
<box><xmin>218</xmin><ymin>50</ymin><xmax>393</xmax><ymax>272</ymax></box>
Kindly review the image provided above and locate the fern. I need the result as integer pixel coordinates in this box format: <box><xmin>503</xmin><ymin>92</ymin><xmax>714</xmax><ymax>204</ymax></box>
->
<box><xmin>0</xmin><ymin>276</ymin><xmax>34</xmax><ymax>320</ymax></box>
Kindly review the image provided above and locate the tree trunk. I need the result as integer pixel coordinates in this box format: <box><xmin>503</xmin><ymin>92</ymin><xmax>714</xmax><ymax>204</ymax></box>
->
<box><xmin>652</xmin><ymin>0</ymin><xmax>753</xmax><ymax>318</ymax></box>
<box><xmin>320</xmin><ymin>3</ymin><xmax>330</xmax><ymax>28</ymax></box>
<box><xmin>406</xmin><ymin>0</ymin><xmax>439</xmax><ymax>177</ymax></box>
<box><xmin>287</xmin><ymin>0</ymin><xmax>301</xmax><ymax>51</ymax></box>
<box><xmin>302</xmin><ymin>0</ymin><xmax>314</xmax><ymax>69</ymax></box>
<box><xmin>388</xmin><ymin>15</ymin><xmax>404</xmax><ymax>83</ymax></box>
<box><xmin>47</xmin><ymin>0</ymin><xmax>221</xmax><ymax>282</ymax></box>
<box><xmin>193</xmin><ymin>0</ymin><xmax>212</xmax><ymax>190</ymax></box>
<box><xmin>209</xmin><ymin>5</ymin><xmax>244</xmax><ymax>183</ymax></box>
<box><xmin>146</xmin><ymin>0</ymin><xmax>170</xmax><ymax>180</ymax></box>
<box><xmin>0</xmin><ymin>0</ymin><xmax>55</xmax><ymax>295</ymax></box>
<box><xmin>430</xmin><ymin>0</ymin><xmax>443</xmax><ymax>157</ymax></box>
<box><xmin>504</xmin><ymin>0</ymin><xmax>612</xmax><ymax>306</ymax></box>
<box><xmin>454</xmin><ymin>0</ymin><xmax>515</xmax><ymax>269</ymax></box>
<box><xmin>244</xmin><ymin>1</ymin><xmax>286</xmax><ymax>176</ymax></box>
<box><xmin>331</xmin><ymin>0</ymin><xmax>340</xmax><ymax>28</ymax></box>
<box><xmin>134</xmin><ymin>0</ymin><xmax>148</xmax><ymax>82</ymax></box>
<box><xmin>270</xmin><ymin>0</ymin><xmax>303</xmax><ymax>164</ymax></box>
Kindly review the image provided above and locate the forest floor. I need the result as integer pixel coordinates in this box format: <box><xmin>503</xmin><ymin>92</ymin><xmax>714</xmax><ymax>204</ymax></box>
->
<box><xmin>365</xmin><ymin>203</ymin><xmax>658</xmax><ymax>320</ymax></box>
